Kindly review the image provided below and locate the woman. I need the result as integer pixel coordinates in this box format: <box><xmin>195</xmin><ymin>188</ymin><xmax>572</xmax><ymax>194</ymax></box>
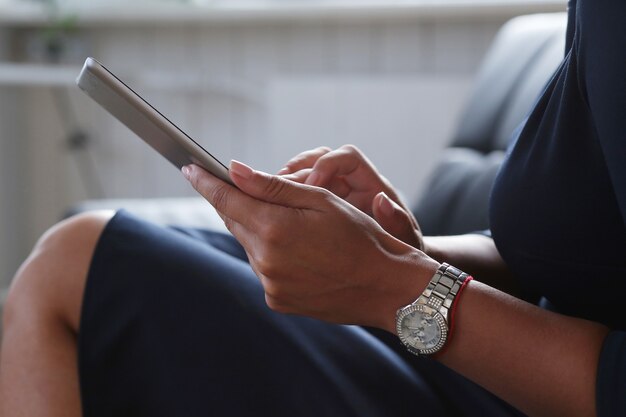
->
<box><xmin>1</xmin><ymin>0</ymin><xmax>624</xmax><ymax>415</ymax></box>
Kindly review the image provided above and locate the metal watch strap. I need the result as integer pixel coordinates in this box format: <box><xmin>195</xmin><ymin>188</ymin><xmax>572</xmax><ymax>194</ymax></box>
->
<box><xmin>417</xmin><ymin>263</ymin><xmax>470</xmax><ymax>317</ymax></box>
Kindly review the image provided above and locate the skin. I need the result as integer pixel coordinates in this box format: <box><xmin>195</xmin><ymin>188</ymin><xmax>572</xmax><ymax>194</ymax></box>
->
<box><xmin>0</xmin><ymin>211</ymin><xmax>115</xmax><ymax>417</ymax></box>
<box><xmin>0</xmin><ymin>145</ymin><xmax>610</xmax><ymax>417</ymax></box>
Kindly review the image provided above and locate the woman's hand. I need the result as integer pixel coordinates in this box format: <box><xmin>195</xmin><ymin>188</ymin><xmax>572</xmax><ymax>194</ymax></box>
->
<box><xmin>183</xmin><ymin>161</ymin><xmax>438</xmax><ymax>331</ymax></box>
<box><xmin>184</xmin><ymin>164</ymin><xmax>608</xmax><ymax>417</ymax></box>
<box><xmin>279</xmin><ymin>145</ymin><xmax>425</xmax><ymax>250</ymax></box>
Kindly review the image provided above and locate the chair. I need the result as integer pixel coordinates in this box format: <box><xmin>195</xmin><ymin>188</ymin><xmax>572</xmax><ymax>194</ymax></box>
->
<box><xmin>414</xmin><ymin>12</ymin><xmax>566</xmax><ymax>236</ymax></box>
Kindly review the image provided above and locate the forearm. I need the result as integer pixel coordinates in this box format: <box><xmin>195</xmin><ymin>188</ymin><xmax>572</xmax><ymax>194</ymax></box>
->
<box><xmin>436</xmin><ymin>280</ymin><xmax>609</xmax><ymax>417</ymax></box>
<box><xmin>423</xmin><ymin>234</ymin><xmax>521</xmax><ymax>296</ymax></box>
<box><xmin>419</xmin><ymin>235</ymin><xmax>610</xmax><ymax>416</ymax></box>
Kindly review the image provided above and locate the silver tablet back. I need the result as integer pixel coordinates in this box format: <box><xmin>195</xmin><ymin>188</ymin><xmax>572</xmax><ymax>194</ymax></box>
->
<box><xmin>76</xmin><ymin>57</ymin><xmax>233</xmax><ymax>185</ymax></box>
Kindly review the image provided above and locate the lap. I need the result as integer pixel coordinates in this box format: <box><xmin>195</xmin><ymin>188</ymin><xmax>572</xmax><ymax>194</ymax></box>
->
<box><xmin>79</xmin><ymin>210</ymin><xmax>524</xmax><ymax>417</ymax></box>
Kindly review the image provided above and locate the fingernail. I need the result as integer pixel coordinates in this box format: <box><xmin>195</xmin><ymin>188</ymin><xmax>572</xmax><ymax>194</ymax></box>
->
<box><xmin>181</xmin><ymin>165</ymin><xmax>191</xmax><ymax>179</ymax></box>
<box><xmin>230</xmin><ymin>160</ymin><xmax>254</xmax><ymax>179</ymax></box>
<box><xmin>379</xmin><ymin>192</ymin><xmax>395</xmax><ymax>217</ymax></box>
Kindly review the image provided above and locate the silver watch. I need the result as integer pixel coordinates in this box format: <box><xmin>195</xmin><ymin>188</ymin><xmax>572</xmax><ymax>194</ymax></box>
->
<box><xmin>396</xmin><ymin>263</ymin><xmax>470</xmax><ymax>356</ymax></box>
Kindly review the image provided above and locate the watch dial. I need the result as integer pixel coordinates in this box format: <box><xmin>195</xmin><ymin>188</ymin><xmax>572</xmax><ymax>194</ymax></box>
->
<box><xmin>400</xmin><ymin>310</ymin><xmax>442</xmax><ymax>350</ymax></box>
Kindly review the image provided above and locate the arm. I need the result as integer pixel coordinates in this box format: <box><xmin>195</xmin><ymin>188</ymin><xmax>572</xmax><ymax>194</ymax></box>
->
<box><xmin>424</xmin><ymin>234</ymin><xmax>521</xmax><ymax>296</ymax></box>
<box><xmin>185</xmin><ymin>162</ymin><xmax>610</xmax><ymax>417</ymax></box>
<box><xmin>437</xmin><ymin>278</ymin><xmax>608</xmax><ymax>417</ymax></box>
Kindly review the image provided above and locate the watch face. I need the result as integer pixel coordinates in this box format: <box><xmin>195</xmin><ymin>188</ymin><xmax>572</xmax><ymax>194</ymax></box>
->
<box><xmin>397</xmin><ymin>304</ymin><xmax>447</xmax><ymax>355</ymax></box>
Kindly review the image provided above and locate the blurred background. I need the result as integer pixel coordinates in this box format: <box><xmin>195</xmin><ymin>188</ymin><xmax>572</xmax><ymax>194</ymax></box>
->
<box><xmin>0</xmin><ymin>0</ymin><xmax>565</xmax><ymax>303</ymax></box>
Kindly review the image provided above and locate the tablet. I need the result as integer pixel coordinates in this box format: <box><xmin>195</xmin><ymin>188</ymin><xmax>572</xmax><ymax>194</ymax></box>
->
<box><xmin>76</xmin><ymin>57</ymin><xmax>234</xmax><ymax>186</ymax></box>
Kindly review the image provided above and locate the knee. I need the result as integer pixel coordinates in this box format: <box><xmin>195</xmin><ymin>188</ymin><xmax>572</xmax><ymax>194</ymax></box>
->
<box><xmin>32</xmin><ymin>210</ymin><xmax>116</xmax><ymax>257</ymax></box>
<box><xmin>3</xmin><ymin>210</ymin><xmax>116</xmax><ymax>332</ymax></box>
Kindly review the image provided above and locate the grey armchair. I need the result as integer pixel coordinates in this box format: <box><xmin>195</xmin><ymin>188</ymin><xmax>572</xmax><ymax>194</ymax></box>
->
<box><xmin>413</xmin><ymin>12</ymin><xmax>566</xmax><ymax>236</ymax></box>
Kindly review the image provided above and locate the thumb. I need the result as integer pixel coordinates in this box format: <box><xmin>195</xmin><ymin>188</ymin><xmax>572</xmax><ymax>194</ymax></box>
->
<box><xmin>372</xmin><ymin>192</ymin><xmax>420</xmax><ymax>247</ymax></box>
<box><xmin>229</xmin><ymin>160</ymin><xmax>321</xmax><ymax>208</ymax></box>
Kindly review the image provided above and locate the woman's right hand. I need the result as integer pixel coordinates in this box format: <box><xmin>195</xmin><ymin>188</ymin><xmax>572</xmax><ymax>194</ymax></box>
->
<box><xmin>278</xmin><ymin>145</ymin><xmax>425</xmax><ymax>251</ymax></box>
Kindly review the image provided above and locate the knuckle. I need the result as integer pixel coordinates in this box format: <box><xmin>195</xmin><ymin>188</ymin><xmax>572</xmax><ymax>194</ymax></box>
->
<box><xmin>262</xmin><ymin>175</ymin><xmax>289</xmax><ymax>200</ymax></box>
<box><xmin>313</xmin><ymin>154</ymin><xmax>335</xmax><ymax>172</ymax></box>
<box><xmin>285</xmin><ymin>146</ymin><xmax>331</xmax><ymax>170</ymax></box>
<box><xmin>222</xmin><ymin>216</ymin><xmax>236</xmax><ymax>233</ymax></box>
<box><xmin>340</xmin><ymin>144</ymin><xmax>360</xmax><ymax>155</ymax></box>
<box><xmin>260</xmin><ymin>222</ymin><xmax>285</xmax><ymax>245</ymax></box>
<box><xmin>265</xmin><ymin>293</ymin><xmax>290</xmax><ymax>314</ymax></box>
<box><xmin>318</xmin><ymin>146</ymin><xmax>332</xmax><ymax>153</ymax></box>
<box><xmin>285</xmin><ymin>158</ymin><xmax>301</xmax><ymax>169</ymax></box>
<box><xmin>2</xmin><ymin>282</ymin><xmax>21</xmax><ymax>328</ymax></box>
<box><xmin>263</xmin><ymin>281</ymin><xmax>282</xmax><ymax>299</ymax></box>
<box><xmin>208</xmin><ymin>184</ymin><xmax>230</xmax><ymax>212</ymax></box>
<box><xmin>188</xmin><ymin>171</ymin><xmax>203</xmax><ymax>191</ymax></box>
<box><xmin>315</xmin><ymin>187</ymin><xmax>337</xmax><ymax>204</ymax></box>
<box><xmin>315</xmin><ymin>154</ymin><xmax>330</xmax><ymax>166</ymax></box>
<box><xmin>264</xmin><ymin>293</ymin><xmax>279</xmax><ymax>310</ymax></box>
<box><xmin>254</xmin><ymin>253</ymin><xmax>280</xmax><ymax>278</ymax></box>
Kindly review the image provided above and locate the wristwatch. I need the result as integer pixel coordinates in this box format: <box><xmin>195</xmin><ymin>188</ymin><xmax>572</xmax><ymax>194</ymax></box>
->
<box><xmin>396</xmin><ymin>263</ymin><xmax>470</xmax><ymax>356</ymax></box>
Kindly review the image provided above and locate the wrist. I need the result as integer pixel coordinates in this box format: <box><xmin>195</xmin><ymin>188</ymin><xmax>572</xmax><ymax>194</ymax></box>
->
<box><xmin>422</xmin><ymin>236</ymin><xmax>445</xmax><ymax>262</ymax></box>
<box><xmin>378</xmin><ymin>250</ymin><xmax>440</xmax><ymax>334</ymax></box>
<box><xmin>395</xmin><ymin>262</ymin><xmax>473</xmax><ymax>357</ymax></box>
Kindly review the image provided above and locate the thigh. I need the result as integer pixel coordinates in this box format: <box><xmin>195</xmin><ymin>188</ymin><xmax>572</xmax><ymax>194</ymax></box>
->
<box><xmin>79</xmin><ymin>210</ymin><xmax>524</xmax><ymax>417</ymax></box>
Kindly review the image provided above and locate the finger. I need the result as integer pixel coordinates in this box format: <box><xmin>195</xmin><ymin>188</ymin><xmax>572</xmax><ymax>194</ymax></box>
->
<box><xmin>326</xmin><ymin>177</ymin><xmax>352</xmax><ymax>199</ymax></box>
<box><xmin>182</xmin><ymin>165</ymin><xmax>279</xmax><ymax>264</ymax></box>
<box><xmin>229</xmin><ymin>160</ymin><xmax>325</xmax><ymax>208</ymax></box>
<box><xmin>372</xmin><ymin>192</ymin><xmax>419</xmax><ymax>246</ymax></box>
<box><xmin>287</xmin><ymin>168</ymin><xmax>352</xmax><ymax>199</ymax></box>
<box><xmin>306</xmin><ymin>145</ymin><xmax>375</xmax><ymax>189</ymax></box>
<box><xmin>286</xmin><ymin>168</ymin><xmax>352</xmax><ymax>197</ymax></box>
<box><xmin>183</xmin><ymin>164</ymin><xmax>269</xmax><ymax>231</ymax></box>
<box><xmin>278</xmin><ymin>146</ymin><xmax>332</xmax><ymax>175</ymax></box>
<box><xmin>282</xmin><ymin>168</ymin><xmax>312</xmax><ymax>184</ymax></box>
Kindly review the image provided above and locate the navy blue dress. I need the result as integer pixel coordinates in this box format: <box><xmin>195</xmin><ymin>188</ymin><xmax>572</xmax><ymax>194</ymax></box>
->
<box><xmin>79</xmin><ymin>212</ymin><xmax>525</xmax><ymax>416</ymax></box>
<box><xmin>78</xmin><ymin>0</ymin><xmax>625</xmax><ymax>415</ymax></box>
<box><xmin>491</xmin><ymin>0</ymin><xmax>626</xmax><ymax>414</ymax></box>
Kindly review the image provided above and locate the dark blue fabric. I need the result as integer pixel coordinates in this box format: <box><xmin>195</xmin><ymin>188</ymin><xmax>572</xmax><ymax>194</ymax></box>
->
<box><xmin>490</xmin><ymin>0</ymin><xmax>626</xmax><ymax>415</ymax></box>
<box><xmin>79</xmin><ymin>210</ymin><xmax>524</xmax><ymax>417</ymax></box>
<box><xmin>597</xmin><ymin>332</ymin><xmax>626</xmax><ymax>417</ymax></box>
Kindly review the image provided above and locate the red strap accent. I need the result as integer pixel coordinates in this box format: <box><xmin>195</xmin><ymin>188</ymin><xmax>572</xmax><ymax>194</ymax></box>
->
<box><xmin>433</xmin><ymin>275</ymin><xmax>473</xmax><ymax>359</ymax></box>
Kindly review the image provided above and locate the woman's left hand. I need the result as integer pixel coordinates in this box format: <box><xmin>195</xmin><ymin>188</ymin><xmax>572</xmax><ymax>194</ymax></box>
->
<box><xmin>279</xmin><ymin>145</ymin><xmax>424</xmax><ymax>250</ymax></box>
<box><xmin>183</xmin><ymin>161</ymin><xmax>438</xmax><ymax>332</ymax></box>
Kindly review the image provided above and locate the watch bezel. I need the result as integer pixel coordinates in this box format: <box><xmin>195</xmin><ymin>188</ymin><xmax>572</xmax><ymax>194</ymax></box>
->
<box><xmin>396</xmin><ymin>303</ymin><xmax>448</xmax><ymax>356</ymax></box>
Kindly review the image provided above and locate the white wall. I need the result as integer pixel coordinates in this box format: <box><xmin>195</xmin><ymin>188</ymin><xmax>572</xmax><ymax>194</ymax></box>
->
<box><xmin>0</xmin><ymin>29</ymin><xmax>29</xmax><ymax>289</ymax></box>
